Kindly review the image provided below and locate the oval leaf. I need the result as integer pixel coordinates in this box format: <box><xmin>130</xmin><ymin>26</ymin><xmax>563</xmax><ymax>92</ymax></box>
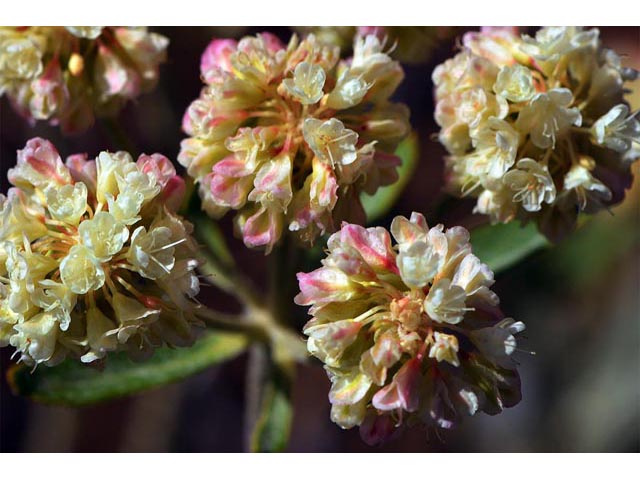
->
<box><xmin>471</xmin><ymin>221</ymin><xmax>549</xmax><ymax>273</ymax></box>
<box><xmin>8</xmin><ymin>331</ymin><xmax>248</xmax><ymax>406</ymax></box>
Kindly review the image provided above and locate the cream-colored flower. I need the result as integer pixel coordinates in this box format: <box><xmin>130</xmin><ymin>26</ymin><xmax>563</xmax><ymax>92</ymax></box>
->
<box><xmin>0</xmin><ymin>36</ymin><xmax>44</xmax><ymax>85</ymax></box>
<box><xmin>282</xmin><ymin>62</ymin><xmax>326</xmax><ymax>105</ymax></box>
<box><xmin>0</xmin><ymin>27</ymin><xmax>167</xmax><ymax>133</ymax></box>
<box><xmin>466</xmin><ymin>118</ymin><xmax>520</xmax><ymax>179</ymax></box>
<box><xmin>46</xmin><ymin>182</ymin><xmax>87</xmax><ymax>225</ymax></box>
<box><xmin>563</xmin><ymin>163</ymin><xmax>612</xmax><ymax>210</ymax></box>
<box><xmin>180</xmin><ymin>32</ymin><xmax>410</xmax><ymax>251</ymax></box>
<box><xmin>297</xmin><ymin>213</ymin><xmax>524</xmax><ymax>443</ymax></box>
<box><xmin>434</xmin><ymin>26</ymin><xmax>638</xmax><ymax>241</ymax></box>
<box><xmin>127</xmin><ymin>226</ymin><xmax>176</xmax><ymax>279</ymax></box>
<box><xmin>1</xmin><ymin>138</ymin><xmax>200</xmax><ymax>367</ymax></box>
<box><xmin>591</xmin><ymin>104</ymin><xmax>640</xmax><ymax>153</ymax></box>
<box><xmin>303</xmin><ymin>118</ymin><xmax>359</xmax><ymax>166</ymax></box>
<box><xmin>80</xmin><ymin>306</ymin><xmax>117</xmax><ymax>363</ymax></box>
<box><xmin>493</xmin><ymin>64</ymin><xmax>535</xmax><ymax>103</ymax></box>
<box><xmin>515</xmin><ymin>89</ymin><xmax>582</xmax><ymax>149</ymax></box>
<box><xmin>60</xmin><ymin>244</ymin><xmax>106</xmax><ymax>294</ymax></box>
<box><xmin>326</xmin><ymin>70</ymin><xmax>370</xmax><ymax>109</ymax></box>
<box><xmin>503</xmin><ymin>158</ymin><xmax>556</xmax><ymax>212</ymax></box>
<box><xmin>424</xmin><ymin>278</ymin><xmax>468</xmax><ymax>324</ymax></box>
<box><xmin>65</xmin><ymin>27</ymin><xmax>104</xmax><ymax>39</ymax></box>
<box><xmin>78</xmin><ymin>211</ymin><xmax>129</xmax><ymax>260</ymax></box>
<box><xmin>428</xmin><ymin>332</ymin><xmax>460</xmax><ymax>367</ymax></box>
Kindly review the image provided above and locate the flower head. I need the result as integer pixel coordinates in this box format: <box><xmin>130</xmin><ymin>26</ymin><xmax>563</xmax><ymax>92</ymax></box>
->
<box><xmin>179</xmin><ymin>32</ymin><xmax>410</xmax><ymax>252</ymax></box>
<box><xmin>1</xmin><ymin>138</ymin><xmax>199</xmax><ymax>367</ymax></box>
<box><xmin>434</xmin><ymin>26</ymin><xmax>639</xmax><ymax>241</ymax></box>
<box><xmin>295</xmin><ymin>212</ymin><xmax>524</xmax><ymax>444</ymax></box>
<box><xmin>0</xmin><ymin>27</ymin><xmax>167</xmax><ymax>133</ymax></box>
<box><xmin>294</xmin><ymin>26</ymin><xmax>457</xmax><ymax>65</ymax></box>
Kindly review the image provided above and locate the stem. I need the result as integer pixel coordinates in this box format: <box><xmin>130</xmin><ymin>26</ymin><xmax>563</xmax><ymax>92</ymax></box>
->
<box><xmin>268</xmin><ymin>235</ymin><xmax>300</xmax><ymax>327</ymax></box>
<box><xmin>198</xmin><ymin>249</ymin><xmax>263</xmax><ymax>308</ymax></box>
<box><xmin>243</xmin><ymin>342</ymin><xmax>269</xmax><ymax>452</ymax></box>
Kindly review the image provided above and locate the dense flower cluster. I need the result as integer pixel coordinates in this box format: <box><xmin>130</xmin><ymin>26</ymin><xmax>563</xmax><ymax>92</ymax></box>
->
<box><xmin>295</xmin><ymin>212</ymin><xmax>523</xmax><ymax>444</ymax></box>
<box><xmin>179</xmin><ymin>32</ymin><xmax>410</xmax><ymax>252</ymax></box>
<box><xmin>0</xmin><ymin>138</ymin><xmax>200</xmax><ymax>367</ymax></box>
<box><xmin>0</xmin><ymin>27</ymin><xmax>168</xmax><ymax>134</ymax></box>
<box><xmin>295</xmin><ymin>26</ymin><xmax>456</xmax><ymax>64</ymax></box>
<box><xmin>433</xmin><ymin>27</ymin><xmax>639</xmax><ymax>241</ymax></box>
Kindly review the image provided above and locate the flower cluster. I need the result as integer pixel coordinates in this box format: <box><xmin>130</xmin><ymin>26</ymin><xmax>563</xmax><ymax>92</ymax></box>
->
<box><xmin>433</xmin><ymin>27</ymin><xmax>639</xmax><ymax>241</ymax></box>
<box><xmin>295</xmin><ymin>26</ymin><xmax>455</xmax><ymax>64</ymax></box>
<box><xmin>179</xmin><ymin>32</ymin><xmax>410</xmax><ymax>252</ymax></box>
<box><xmin>0</xmin><ymin>138</ymin><xmax>200</xmax><ymax>367</ymax></box>
<box><xmin>295</xmin><ymin>212</ymin><xmax>523</xmax><ymax>444</ymax></box>
<box><xmin>0</xmin><ymin>27</ymin><xmax>168</xmax><ymax>134</ymax></box>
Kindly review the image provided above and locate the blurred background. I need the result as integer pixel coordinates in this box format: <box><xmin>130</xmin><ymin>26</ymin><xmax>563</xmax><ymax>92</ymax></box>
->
<box><xmin>1</xmin><ymin>26</ymin><xmax>638</xmax><ymax>452</ymax></box>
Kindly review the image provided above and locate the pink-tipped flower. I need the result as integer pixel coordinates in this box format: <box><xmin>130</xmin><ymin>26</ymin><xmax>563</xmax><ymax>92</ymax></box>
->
<box><xmin>200</xmin><ymin>39</ymin><xmax>237</xmax><ymax>83</ymax></box>
<box><xmin>179</xmin><ymin>32</ymin><xmax>410</xmax><ymax>253</ymax></box>
<box><xmin>296</xmin><ymin>212</ymin><xmax>525</xmax><ymax>444</ymax></box>
<box><xmin>137</xmin><ymin>153</ymin><xmax>186</xmax><ymax>211</ymax></box>
<box><xmin>0</xmin><ymin>27</ymin><xmax>168</xmax><ymax>134</ymax></box>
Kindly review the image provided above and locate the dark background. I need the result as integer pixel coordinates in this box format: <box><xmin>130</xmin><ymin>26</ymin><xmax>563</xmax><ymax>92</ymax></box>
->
<box><xmin>1</xmin><ymin>26</ymin><xmax>639</xmax><ymax>452</ymax></box>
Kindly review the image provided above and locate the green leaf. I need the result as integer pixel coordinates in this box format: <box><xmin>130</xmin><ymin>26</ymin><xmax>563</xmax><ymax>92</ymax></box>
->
<box><xmin>361</xmin><ymin>132</ymin><xmax>419</xmax><ymax>223</ymax></box>
<box><xmin>550</xmin><ymin>210</ymin><xmax>640</xmax><ymax>289</ymax></box>
<box><xmin>471</xmin><ymin>221</ymin><xmax>549</xmax><ymax>273</ymax></box>
<box><xmin>245</xmin><ymin>344</ymin><xmax>295</xmax><ymax>452</ymax></box>
<box><xmin>8</xmin><ymin>331</ymin><xmax>248</xmax><ymax>406</ymax></box>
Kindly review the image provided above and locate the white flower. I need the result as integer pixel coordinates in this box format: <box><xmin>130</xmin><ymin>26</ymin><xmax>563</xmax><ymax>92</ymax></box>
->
<box><xmin>493</xmin><ymin>65</ymin><xmax>536</xmax><ymax>103</ymax></box>
<box><xmin>473</xmin><ymin>181</ymin><xmax>518</xmax><ymax>224</ymax></box>
<box><xmin>78</xmin><ymin>211</ymin><xmax>129</xmax><ymax>260</ymax></box>
<box><xmin>591</xmin><ymin>104</ymin><xmax>640</xmax><ymax>153</ymax></box>
<box><xmin>59</xmin><ymin>244</ymin><xmax>105</xmax><ymax>294</ymax></box>
<box><xmin>563</xmin><ymin>164</ymin><xmax>612</xmax><ymax>210</ymax></box>
<box><xmin>110</xmin><ymin>291</ymin><xmax>160</xmax><ymax>343</ymax></box>
<box><xmin>466</xmin><ymin>118</ymin><xmax>520</xmax><ymax>179</ymax></box>
<box><xmin>522</xmin><ymin>27</ymin><xmax>599</xmax><ymax>68</ymax></box>
<box><xmin>80</xmin><ymin>306</ymin><xmax>117</xmax><ymax>363</ymax></box>
<box><xmin>396</xmin><ymin>241</ymin><xmax>440</xmax><ymax>289</ymax></box>
<box><xmin>326</xmin><ymin>71</ymin><xmax>370</xmax><ymax>109</ymax></box>
<box><xmin>456</xmin><ymin>87</ymin><xmax>508</xmax><ymax>131</ymax></box>
<box><xmin>0</xmin><ymin>37</ymin><xmax>43</xmax><ymax>82</ymax></box>
<box><xmin>303</xmin><ymin>118</ymin><xmax>358</xmax><ymax>166</ymax></box>
<box><xmin>127</xmin><ymin>226</ymin><xmax>176</xmax><ymax>279</ymax></box>
<box><xmin>32</xmin><ymin>279</ymin><xmax>76</xmax><ymax>331</ymax></box>
<box><xmin>65</xmin><ymin>27</ymin><xmax>103</xmax><ymax>39</ymax></box>
<box><xmin>470</xmin><ymin>318</ymin><xmax>525</xmax><ymax>368</ymax></box>
<box><xmin>282</xmin><ymin>61</ymin><xmax>326</xmax><ymax>105</ymax></box>
<box><xmin>116</xmin><ymin>163</ymin><xmax>160</xmax><ymax>202</ymax></box>
<box><xmin>424</xmin><ymin>278</ymin><xmax>468</xmax><ymax>325</ymax></box>
<box><xmin>9</xmin><ymin>312</ymin><xmax>58</xmax><ymax>365</ymax></box>
<box><xmin>106</xmin><ymin>191</ymin><xmax>144</xmax><ymax>225</ymax></box>
<box><xmin>503</xmin><ymin>158</ymin><xmax>556</xmax><ymax>212</ymax></box>
<box><xmin>95</xmin><ymin>151</ymin><xmax>131</xmax><ymax>203</ymax></box>
<box><xmin>515</xmin><ymin>88</ymin><xmax>582</xmax><ymax>149</ymax></box>
<box><xmin>428</xmin><ymin>331</ymin><xmax>460</xmax><ymax>366</ymax></box>
<box><xmin>45</xmin><ymin>182</ymin><xmax>87</xmax><ymax>225</ymax></box>
<box><xmin>452</xmin><ymin>253</ymin><xmax>498</xmax><ymax>306</ymax></box>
